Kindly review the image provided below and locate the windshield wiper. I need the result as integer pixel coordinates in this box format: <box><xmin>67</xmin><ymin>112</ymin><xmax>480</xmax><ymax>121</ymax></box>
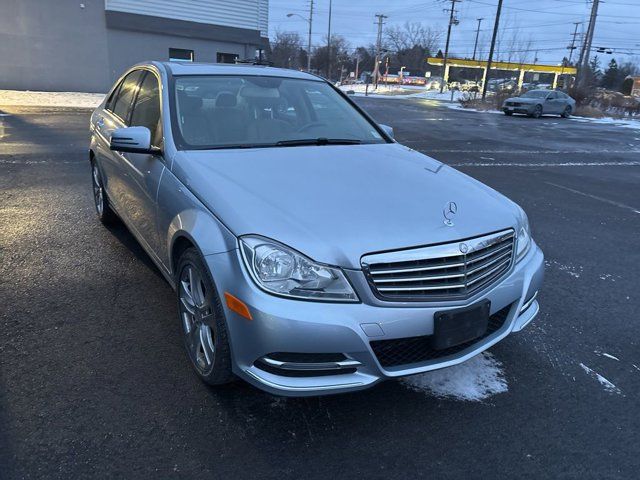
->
<box><xmin>275</xmin><ymin>138</ymin><xmax>362</xmax><ymax>147</ymax></box>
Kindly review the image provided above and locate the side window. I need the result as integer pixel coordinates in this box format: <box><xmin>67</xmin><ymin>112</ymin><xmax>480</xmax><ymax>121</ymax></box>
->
<box><xmin>111</xmin><ymin>70</ymin><xmax>144</xmax><ymax>124</ymax></box>
<box><xmin>130</xmin><ymin>72</ymin><xmax>162</xmax><ymax>146</ymax></box>
<box><xmin>105</xmin><ymin>81</ymin><xmax>123</xmax><ymax>111</ymax></box>
<box><xmin>547</xmin><ymin>91</ymin><xmax>557</xmax><ymax>100</ymax></box>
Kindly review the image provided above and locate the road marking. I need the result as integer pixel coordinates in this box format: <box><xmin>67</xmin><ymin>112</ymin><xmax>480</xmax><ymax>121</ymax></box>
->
<box><xmin>449</xmin><ymin>161</ymin><xmax>640</xmax><ymax>167</ymax></box>
<box><xmin>546</xmin><ymin>181</ymin><xmax>640</xmax><ymax>214</ymax></box>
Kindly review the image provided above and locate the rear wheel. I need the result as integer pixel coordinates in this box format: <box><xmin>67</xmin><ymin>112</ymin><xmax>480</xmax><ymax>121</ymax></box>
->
<box><xmin>177</xmin><ymin>248</ymin><xmax>233</xmax><ymax>386</ymax></box>
<box><xmin>561</xmin><ymin>105</ymin><xmax>572</xmax><ymax>118</ymax></box>
<box><xmin>91</xmin><ymin>160</ymin><xmax>118</xmax><ymax>225</ymax></box>
<box><xmin>530</xmin><ymin>104</ymin><xmax>543</xmax><ymax>118</ymax></box>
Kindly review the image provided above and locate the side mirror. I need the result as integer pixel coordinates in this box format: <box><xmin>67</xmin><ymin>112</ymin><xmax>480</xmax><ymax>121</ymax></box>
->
<box><xmin>110</xmin><ymin>126</ymin><xmax>158</xmax><ymax>154</ymax></box>
<box><xmin>379</xmin><ymin>124</ymin><xmax>394</xmax><ymax>139</ymax></box>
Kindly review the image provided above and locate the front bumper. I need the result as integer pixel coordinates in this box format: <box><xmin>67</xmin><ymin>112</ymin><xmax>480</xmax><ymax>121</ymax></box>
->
<box><xmin>503</xmin><ymin>104</ymin><xmax>535</xmax><ymax>115</ymax></box>
<box><xmin>205</xmin><ymin>241</ymin><xmax>544</xmax><ymax>396</ymax></box>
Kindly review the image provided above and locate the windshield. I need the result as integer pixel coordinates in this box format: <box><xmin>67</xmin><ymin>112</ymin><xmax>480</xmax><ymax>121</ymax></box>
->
<box><xmin>171</xmin><ymin>75</ymin><xmax>387</xmax><ymax>149</ymax></box>
<box><xmin>521</xmin><ymin>90</ymin><xmax>550</xmax><ymax>99</ymax></box>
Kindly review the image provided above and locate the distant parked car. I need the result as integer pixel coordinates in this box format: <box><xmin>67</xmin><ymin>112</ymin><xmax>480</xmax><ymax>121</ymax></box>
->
<box><xmin>460</xmin><ymin>80</ymin><xmax>479</xmax><ymax>92</ymax></box>
<box><xmin>503</xmin><ymin>90</ymin><xmax>576</xmax><ymax>118</ymax></box>
<box><xmin>425</xmin><ymin>76</ymin><xmax>444</xmax><ymax>90</ymax></box>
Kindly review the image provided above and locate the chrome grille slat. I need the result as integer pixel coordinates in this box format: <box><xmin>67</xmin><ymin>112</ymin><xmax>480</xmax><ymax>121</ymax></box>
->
<box><xmin>369</xmin><ymin>261</ymin><xmax>466</xmax><ymax>276</ymax></box>
<box><xmin>362</xmin><ymin>229</ymin><xmax>515</xmax><ymax>301</ymax></box>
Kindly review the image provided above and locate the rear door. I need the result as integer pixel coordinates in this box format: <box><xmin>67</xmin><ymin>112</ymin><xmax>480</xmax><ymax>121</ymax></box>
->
<box><xmin>544</xmin><ymin>91</ymin><xmax>561</xmax><ymax>114</ymax></box>
<box><xmin>119</xmin><ymin>70</ymin><xmax>166</xmax><ymax>257</ymax></box>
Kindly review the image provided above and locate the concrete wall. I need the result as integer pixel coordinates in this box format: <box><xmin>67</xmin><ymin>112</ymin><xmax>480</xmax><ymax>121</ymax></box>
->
<box><xmin>0</xmin><ymin>0</ymin><xmax>110</xmax><ymax>92</ymax></box>
<box><xmin>0</xmin><ymin>0</ymin><xmax>269</xmax><ymax>93</ymax></box>
<box><xmin>106</xmin><ymin>29</ymin><xmax>251</xmax><ymax>87</ymax></box>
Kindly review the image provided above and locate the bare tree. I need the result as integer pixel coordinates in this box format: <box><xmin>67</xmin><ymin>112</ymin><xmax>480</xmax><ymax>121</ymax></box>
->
<box><xmin>269</xmin><ymin>30</ymin><xmax>306</xmax><ymax>69</ymax></box>
<box><xmin>383</xmin><ymin>22</ymin><xmax>442</xmax><ymax>75</ymax></box>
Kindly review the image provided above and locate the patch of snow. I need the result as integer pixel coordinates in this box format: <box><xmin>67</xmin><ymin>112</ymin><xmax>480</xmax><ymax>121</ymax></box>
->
<box><xmin>579</xmin><ymin>363</ymin><xmax>622</xmax><ymax>395</ymax></box>
<box><xmin>402</xmin><ymin>352</ymin><xmax>508</xmax><ymax>402</ymax></box>
<box><xmin>0</xmin><ymin>89</ymin><xmax>105</xmax><ymax>108</ymax></box>
<box><xmin>595</xmin><ymin>351</ymin><xmax>620</xmax><ymax>361</ymax></box>
<box><xmin>569</xmin><ymin>115</ymin><xmax>640</xmax><ymax>130</ymax></box>
<box><xmin>545</xmin><ymin>259</ymin><xmax>583</xmax><ymax>278</ymax></box>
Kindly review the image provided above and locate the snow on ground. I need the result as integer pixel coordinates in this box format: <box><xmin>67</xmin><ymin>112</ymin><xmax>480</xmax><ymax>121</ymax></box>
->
<box><xmin>579</xmin><ymin>363</ymin><xmax>622</xmax><ymax>395</ymax></box>
<box><xmin>0</xmin><ymin>89</ymin><xmax>105</xmax><ymax>108</ymax></box>
<box><xmin>339</xmin><ymin>84</ymin><xmax>464</xmax><ymax>102</ymax></box>
<box><xmin>402</xmin><ymin>352</ymin><xmax>508</xmax><ymax>401</ymax></box>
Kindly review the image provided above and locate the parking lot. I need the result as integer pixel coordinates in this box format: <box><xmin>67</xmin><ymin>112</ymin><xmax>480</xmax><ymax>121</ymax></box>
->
<box><xmin>1</xmin><ymin>97</ymin><xmax>639</xmax><ymax>479</ymax></box>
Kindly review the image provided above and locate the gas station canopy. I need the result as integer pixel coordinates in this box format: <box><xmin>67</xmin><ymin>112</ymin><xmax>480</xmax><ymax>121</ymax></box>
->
<box><xmin>427</xmin><ymin>57</ymin><xmax>577</xmax><ymax>89</ymax></box>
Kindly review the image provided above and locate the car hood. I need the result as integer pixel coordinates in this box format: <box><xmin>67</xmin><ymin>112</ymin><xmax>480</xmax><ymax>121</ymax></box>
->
<box><xmin>171</xmin><ymin>143</ymin><xmax>520</xmax><ymax>269</ymax></box>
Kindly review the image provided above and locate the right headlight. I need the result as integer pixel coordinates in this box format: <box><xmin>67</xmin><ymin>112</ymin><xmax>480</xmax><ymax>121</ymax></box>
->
<box><xmin>515</xmin><ymin>209</ymin><xmax>532</xmax><ymax>262</ymax></box>
<box><xmin>239</xmin><ymin>235</ymin><xmax>359</xmax><ymax>302</ymax></box>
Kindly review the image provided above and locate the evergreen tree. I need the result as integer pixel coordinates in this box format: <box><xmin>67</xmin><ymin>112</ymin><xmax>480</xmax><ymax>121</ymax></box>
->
<box><xmin>601</xmin><ymin>58</ymin><xmax>620</xmax><ymax>89</ymax></box>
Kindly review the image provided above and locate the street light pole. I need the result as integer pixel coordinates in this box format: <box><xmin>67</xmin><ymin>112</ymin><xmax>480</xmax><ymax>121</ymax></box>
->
<box><xmin>287</xmin><ymin>2</ymin><xmax>314</xmax><ymax>72</ymax></box>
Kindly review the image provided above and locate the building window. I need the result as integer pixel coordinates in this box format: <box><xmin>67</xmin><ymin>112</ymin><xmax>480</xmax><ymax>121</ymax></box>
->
<box><xmin>217</xmin><ymin>52</ymin><xmax>239</xmax><ymax>64</ymax></box>
<box><xmin>169</xmin><ymin>48</ymin><xmax>194</xmax><ymax>62</ymax></box>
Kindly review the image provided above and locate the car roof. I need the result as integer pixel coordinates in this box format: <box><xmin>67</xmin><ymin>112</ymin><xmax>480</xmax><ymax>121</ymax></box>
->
<box><xmin>151</xmin><ymin>61</ymin><xmax>323</xmax><ymax>81</ymax></box>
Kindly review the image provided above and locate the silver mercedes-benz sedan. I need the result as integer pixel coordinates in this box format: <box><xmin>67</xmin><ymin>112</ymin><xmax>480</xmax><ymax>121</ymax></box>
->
<box><xmin>89</xmin><ymin>61</ymin><xmax>544</xmax><ymax>396</ymax></box>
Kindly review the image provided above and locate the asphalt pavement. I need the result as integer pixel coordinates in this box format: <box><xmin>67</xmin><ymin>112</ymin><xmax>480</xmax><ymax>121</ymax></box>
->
<box><xmin>1</xmin><ymin>98</ymin><xmax>639</xmax><ymax>479</ymax></box>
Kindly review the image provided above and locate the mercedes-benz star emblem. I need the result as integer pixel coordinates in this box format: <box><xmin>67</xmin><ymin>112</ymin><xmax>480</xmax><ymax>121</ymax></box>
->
<box><xmin>443</xmin><ymin>201</ymin><xmax>458</xmax><ymax>226</ymax></box>
<box><xmin>459</xmin><ymin>242</ymin><xmax>469</xmax><ymax>254</ymax></box>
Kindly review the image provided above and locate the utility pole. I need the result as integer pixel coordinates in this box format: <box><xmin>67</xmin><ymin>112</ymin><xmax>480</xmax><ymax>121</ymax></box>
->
<box><xmin>578</xmin><ymin>0</ymin><xmax>600</xmax><ymax>87</ymax></box>
<box><xmin>307</xmin><ymin>0</ymin><xmax>314</xmax><ymax>72</ymax></box>
<box><xmin>439</xmin><ymin>0</ymin><xmax>460</xmax><ymax>93</ymax></box>
<box><xmin>481</xmin><ymin>0</ymin><xmax>503</xmax><ymax>99</ymax></box>
<box><xmin>327</xmin><ymin>0</ymin><xmax>333</xmax><ymax>80</ymax></box>
<box><xmin>373</xmin><ymin>13</ymin><xmax>387</xmax><ymax>89</ymax></box>
<box><xmin>472</xmin><ymin>18</ymin><xmax>483</xmax><ymax>60</ymax></box>
<box><xmin>568</xmin><ymin>22</ymin><xmax>581</xmax><ymax>65</ymax></box>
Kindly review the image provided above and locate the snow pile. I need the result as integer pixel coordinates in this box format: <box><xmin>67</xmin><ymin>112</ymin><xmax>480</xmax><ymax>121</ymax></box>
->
<box><xmin>402</xmin><ymin>351</ymin><xmax>508</xmax><ymax>401</ymax></box>
<box><xmin>0</xmin><ymin>89</ymin><xmax>105</xmax><ymax>108</ymax></box>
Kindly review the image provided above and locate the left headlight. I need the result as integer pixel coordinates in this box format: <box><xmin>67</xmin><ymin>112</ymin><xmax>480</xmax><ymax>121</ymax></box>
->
<box><xmin>239</xmin><ymin>235</ymin><xmax>359</xmax><ymax>302</ymax></box>
<box><xmin>516</xmin><ymin>209</ymin><xmax>532</xmax><ymax>262</ymax></box>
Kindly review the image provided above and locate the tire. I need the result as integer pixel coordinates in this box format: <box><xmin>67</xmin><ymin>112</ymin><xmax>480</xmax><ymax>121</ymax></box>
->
<box><xmin>530</xmin><ymin>104</ymin><xmax>543</xmax><ymax>118</ymax></box>
<box><xmin>176</xmin><ymin>248</ymin><xmax>234</xmax><ymax>386</ymax></box>
<box><xmin>504</xmin><ymin>111</ymin><xmax>513</xmax><ymax>116</ymax></box>
<box><xmin>561</xmin><ymin>106</ymin><xmax>572</xmax><ymax>118</ymax></box>
<box><xmin>91</xmin><ymin>160</ymin><xmax>118</xmax><ymax>225</ymax></box>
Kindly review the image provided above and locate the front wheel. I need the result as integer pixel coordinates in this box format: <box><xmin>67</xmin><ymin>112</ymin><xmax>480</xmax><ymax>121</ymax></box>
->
<box><xmin>530</xmin><ymin>104</ymin><xmax>543</xmax><ymax>118</ymax></box>
<box><xmin>561</xmin><ymin>106</ymin><xmax>572</xmax><ymax>118</ymax></box>
<box><xmin>177</xmin><ymin>248</ymin><xmax>234</xmax><ymax>386</ymax></box>
<box><xmin>504</xmin><ymin>111</ymin><xmax>513</xmax><ymax>116</ymax></box>
<box><xmin>91</xmin><ymin>160</ymin><xmax>118</xmax><ymax>225</ymax></box>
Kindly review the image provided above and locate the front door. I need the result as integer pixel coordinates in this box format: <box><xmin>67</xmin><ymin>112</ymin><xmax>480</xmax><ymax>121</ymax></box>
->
<box><xmin>119</xmin><ymin>70</ymin><xmax>166</xmax><ymax>258</ymax></box>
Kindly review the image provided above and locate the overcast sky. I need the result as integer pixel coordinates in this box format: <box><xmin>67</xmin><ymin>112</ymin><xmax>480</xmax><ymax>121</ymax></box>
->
<box><xmin>269</xmin><ymin>0</ymin><xmax>639</xmax><ymax>66</ymax></box>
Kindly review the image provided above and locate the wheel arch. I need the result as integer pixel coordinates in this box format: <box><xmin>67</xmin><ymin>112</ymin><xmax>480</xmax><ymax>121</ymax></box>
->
<box><xmin>166</xmin><ymin>209</ymin><xmax>237</xmax><ymax>278</ymax></box>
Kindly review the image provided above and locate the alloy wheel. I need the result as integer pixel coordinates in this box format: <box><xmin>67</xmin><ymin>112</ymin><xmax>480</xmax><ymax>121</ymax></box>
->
<box><xmin>92</xmin><ymin>164</ymin><xmax>104</xmax><ymax>216</ymax></box>
<box><xmin>179</xmin><ymin>264</ymin><xmax>216</xmax><ymax>373</ymax></box>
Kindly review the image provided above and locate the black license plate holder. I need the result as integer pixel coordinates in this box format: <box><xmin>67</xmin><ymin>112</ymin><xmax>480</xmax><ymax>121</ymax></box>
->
<box><xmin>433</xmin><ymin>300</ymin><xmax>491</xmax><ymax>350</ymax></box>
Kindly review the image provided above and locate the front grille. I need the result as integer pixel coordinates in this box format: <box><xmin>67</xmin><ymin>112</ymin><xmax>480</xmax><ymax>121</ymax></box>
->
<box><xmin>362</xmin><ymin>229</ymin><xmax>515</xmax><ymax>301</ymax></box>
<box><xmin>370</xmin><ymin>303</ymin><xmax>512</xmax><ymax>368</ymax></box>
